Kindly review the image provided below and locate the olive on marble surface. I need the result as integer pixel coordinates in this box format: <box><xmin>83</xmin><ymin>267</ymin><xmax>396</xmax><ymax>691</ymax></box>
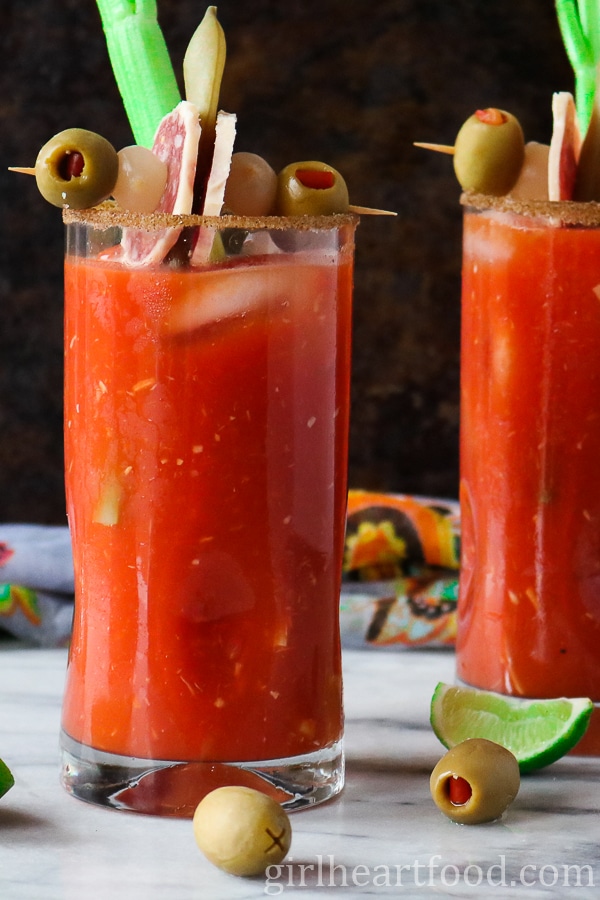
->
<box><xmin>193</xmin><ymin>785</ymin><xmax>292</xmax><ymax>876</ymax></box>
<box><xmin>430</xmin><ymin>738</ymin><xmax>520</xmax><ymax>824</ymax></box>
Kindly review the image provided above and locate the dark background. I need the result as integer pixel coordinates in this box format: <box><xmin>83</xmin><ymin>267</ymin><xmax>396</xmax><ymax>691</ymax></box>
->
<box><xmin>0</xmin><ymin>0</ymin><xmax>572</xmax><ymax>524</ymax></box>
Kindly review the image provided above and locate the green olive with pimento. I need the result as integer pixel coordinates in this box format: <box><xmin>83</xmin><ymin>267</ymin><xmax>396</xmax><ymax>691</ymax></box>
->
<box><xmin>275</xmin><ymin>161</ymin><xmax>349</xmax><ymax>215</ymax></box>
<box><xmin>34</xmin><ymin>127</ymin><xmax>119</xmax><ymax>209</ymax></box>
<box><xmin>453</xmin><ymin>108</ymin><xmax>525</xmax><ymax>196</ymax></box>
<box><xmin>430</xmin><ymin>738</ymin><xmax>520</xmax><ymax>824</ymax></box>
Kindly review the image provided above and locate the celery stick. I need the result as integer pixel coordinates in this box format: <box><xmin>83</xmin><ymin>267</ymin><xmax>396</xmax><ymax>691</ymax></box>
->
<box><xmin>573</xmin><ymin>65</ymin><xmax>600</xmax><ymax>198</ymax></box>
<box><xmin>580</xmin><ymin>0</ymin><xmax>600</xmax><ymax>60</ymax></box>
<box><xmin>96</xmin><ymin>0</ymin><xmax>181</xmax><ymax>147</ymax></box>
<box><xmin>556</xmin><ymin>0</ymin><xmax>596</xmax><ymax>133</ymax></box>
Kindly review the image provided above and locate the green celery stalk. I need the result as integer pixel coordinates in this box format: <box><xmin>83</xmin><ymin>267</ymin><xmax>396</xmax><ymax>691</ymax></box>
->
<box><xmin>556</xmin><ymin>0</ymin><xmax>596</xmax><ymax>133</ymax></box>
<box><xmin>95</xmin><ymin>0</ymin><xmax>181</xmax><ymax>147</ymax></box>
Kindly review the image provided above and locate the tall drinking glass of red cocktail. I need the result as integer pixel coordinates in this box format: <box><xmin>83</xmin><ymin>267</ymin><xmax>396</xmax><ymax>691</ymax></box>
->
<box><xmin>457</xmin><ymin>193</ymin><xmax>600</xmax><ymax>753</ymax></box>
<box><xmin>60</xmin><ymin>206</ymin><xmax>357</xmax><ymax>815</ymax></box>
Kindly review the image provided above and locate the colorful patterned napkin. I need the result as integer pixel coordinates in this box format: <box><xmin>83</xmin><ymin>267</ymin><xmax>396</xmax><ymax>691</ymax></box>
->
<box><xmin>0</xmin><ymin>492</ymin><xmax>460</xmax><ymax>648</ymax></box>
<box><xmin>341</xmin><ymin>491</ymin><xmax>460</xmax><ymax>649</ymax></box>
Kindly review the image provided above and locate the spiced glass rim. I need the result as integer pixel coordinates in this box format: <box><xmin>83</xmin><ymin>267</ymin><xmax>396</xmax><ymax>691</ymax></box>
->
<box><xmin>63</xmin><ymin>201</ymin><xmax>360</xmax><ymax>232</ymax></box>
<box><xmin>461</xmin><ymin>190</ymin><xmax>600</xmax><ymax>227</ymax></box>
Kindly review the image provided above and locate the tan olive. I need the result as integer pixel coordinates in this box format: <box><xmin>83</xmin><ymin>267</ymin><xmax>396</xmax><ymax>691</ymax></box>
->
<box><xmin>35</xmin><ymin>128</ymin><xmax>119</xmax><ymax>209</ymax></box>
<box><xmin>113</xmin><ymin>145</ymin><xmax>168</xmax><ymax>213</ymax></box>
<box><xmin>430</xmin><ymin>738</ymin><xmax>520</xmax><ymax>824</ymax></box>
<box><xmin>275</xmin><ymin>161</ymin><xmax>349</xmax><ymax>215</ymax></box>
<box><xmin>453</xmin><ymin>108</ymin><xmax>525</xmax><ymax>196</ymax></box>
<box><xmin>192</xmin><ymin>786</ymin><xmax>292</xmax><ymax>877</ymax></box>
<box><xmin>224</xmin><ymin>152</ymin><xmax>278</xmax><ymax>216</ymax></box>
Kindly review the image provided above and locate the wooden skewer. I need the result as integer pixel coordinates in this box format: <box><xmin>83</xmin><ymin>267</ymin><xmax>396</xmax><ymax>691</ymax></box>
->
<box><xmin>413</xmin><ymin>142</ymin><xmax>455</xmax><ymax>155</ymax></box>
<box><xmin>348</xmin><ymin>204</ymin><xmax>397</xmax><ymax>216</ymax></box>
<box><xmin>7</xmin><ymin>167</ymin><xmax>397</xmax><ymax>218</ymax></box>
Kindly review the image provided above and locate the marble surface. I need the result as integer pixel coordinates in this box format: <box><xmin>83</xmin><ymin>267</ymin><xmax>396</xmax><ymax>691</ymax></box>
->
<box><xmin>1</xmin><ymin>645</ymin><xmax>600</xmax><ymax>898</ymax></box>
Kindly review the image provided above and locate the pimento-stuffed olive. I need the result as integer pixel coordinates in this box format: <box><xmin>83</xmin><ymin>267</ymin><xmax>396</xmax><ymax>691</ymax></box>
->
<box><xmin>275</xmin><ymin>161</ymin><xmax>349</xmax><ymax>215</ymax></box>
<box><xmin>453</xmin><ymin>108</ymin><xmax>525</xmax><ymax>196</ymax></box>
<box><xmin>35</xmin><ymin>128</ymin><xmax>119</xmax><ymax>209</ymax></box>
<box><xmin>430</xmin><ymin>738</ymin><xmax>520</xmax><ymax>824</ymax></box>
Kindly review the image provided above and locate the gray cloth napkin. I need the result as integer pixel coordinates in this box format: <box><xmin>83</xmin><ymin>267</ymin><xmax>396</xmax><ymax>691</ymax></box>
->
<box><xmin>0</xmin><ymin>524</ymin><xmax>74</xmax><ymax>646</ymax></box>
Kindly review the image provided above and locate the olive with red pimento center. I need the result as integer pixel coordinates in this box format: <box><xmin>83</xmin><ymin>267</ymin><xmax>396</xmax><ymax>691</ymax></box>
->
<box><xmin>430</xmin><ymin>738</ymin><xmax>520</xmax><ymax>824</ymax></box>
<box><xmin>275</xmin><ymin>161</ymin><xmax>349</xmax><ymax>215</ymax></box>
<box><xmin>453</xmin><ymin>108</ymin><xmax>525</xmax><ymax>196</ymax></box>
<box><xmin>34</xmin><ymin>128</ymin><xmax>119</xmax><ymax>209</ymax></box>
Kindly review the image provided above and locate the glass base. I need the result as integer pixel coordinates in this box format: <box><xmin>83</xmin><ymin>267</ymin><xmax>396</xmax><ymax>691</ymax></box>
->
<box><xmin>60</xmin><ymin>730</ymin><xmax>344</xmax><ymax>817</ymax></box>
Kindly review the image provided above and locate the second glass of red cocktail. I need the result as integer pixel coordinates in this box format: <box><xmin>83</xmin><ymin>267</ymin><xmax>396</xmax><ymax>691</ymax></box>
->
<box><xmin>457</xmin><ymin>194</ymin><xmax>600</xmax><ymax>754</ymax></box>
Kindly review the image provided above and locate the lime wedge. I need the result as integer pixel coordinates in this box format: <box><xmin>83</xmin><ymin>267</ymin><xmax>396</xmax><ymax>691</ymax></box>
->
<box><xmin>0</xmin><ymin>758</ymin><xmax>14</xmax><ymax>799</ymax></box>
<box><xmin>430</xmin><ymin>682</ymin><xmax>593</xmax><ymax>773</ymax></box>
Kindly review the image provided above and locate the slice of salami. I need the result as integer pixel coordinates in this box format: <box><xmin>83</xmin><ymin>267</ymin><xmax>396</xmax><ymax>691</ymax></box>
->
<box><xmin>121</xmin><ymin>101</ymin><xmax>201</xmax><ymax>266</ymax></box>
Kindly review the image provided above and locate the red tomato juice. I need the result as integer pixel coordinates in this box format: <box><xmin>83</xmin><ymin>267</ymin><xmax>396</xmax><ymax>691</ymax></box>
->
<box><xmin>61</xmin><ymin>243</ymin><xmax>353</xmax><ymax>763</ymax></box>
<box><xmin>457</xmin><ymin>204</ymin><xmax>600</xmax><ymax>750</ymax></box>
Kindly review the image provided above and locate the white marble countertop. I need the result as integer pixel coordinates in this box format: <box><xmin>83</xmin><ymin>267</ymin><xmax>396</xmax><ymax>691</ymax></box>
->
<box><xmin>1</xmin><ymin>644</ymin><xmax>599</xmax><ymax>899</ymax></box>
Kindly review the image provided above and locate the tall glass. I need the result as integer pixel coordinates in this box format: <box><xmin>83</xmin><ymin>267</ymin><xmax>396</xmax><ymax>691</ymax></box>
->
<box><xmin>457</xmin><ymin>194</ymin><xmax>600</xmax><ymax>754</ymax></box>
<box><xmin>60</xmin><ymin>206</ymin><xmax>357</xmax><ymax>815</ymax></box>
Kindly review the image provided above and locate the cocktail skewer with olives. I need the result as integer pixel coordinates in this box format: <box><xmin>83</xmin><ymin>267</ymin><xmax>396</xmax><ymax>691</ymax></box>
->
<box><xmin>12</xmin><ymin>0</ymin><xmax>394</xmax><ymax>225</ymax></box>
<box><xmin>417</xmin><ymin>95</ymin><xmax>588</xmax><ymax>202</ymax></box>
<box><xmin>415</xmin><ymin>107</ymin><xmax>525</xmax><ymax>196</ymax></box>
<box><xmin>9</xmin><ymin>128</ymin><xmax>168</xmax><ymax>212</ymax></box>
<box><xmin>11</xmin><ymin>128</ymin><xmax>395</xmax><ymax>218</ymax></box>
